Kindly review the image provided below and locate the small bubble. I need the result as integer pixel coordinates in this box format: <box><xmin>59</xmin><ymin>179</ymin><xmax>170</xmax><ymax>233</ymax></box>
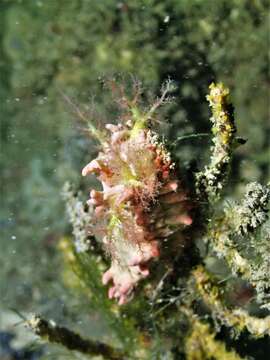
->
<box><xmin>15</xmin><ymin>98</ymin><xmax>20</xmax><ymax>102</ymax></box>
<box><xmin>164</xmin><ymin>15</ymin><xmax>170</xmax><ymax>23</ymax></box>
<box><xmin>11</xmin><ymin>235</ymin><xmax>16</xmax><ymax>240</ymax></box>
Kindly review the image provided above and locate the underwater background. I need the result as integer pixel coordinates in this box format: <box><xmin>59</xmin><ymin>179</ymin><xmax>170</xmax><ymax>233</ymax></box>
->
<box><xmin>0</xmin><ymin>1</ymin><xmax>269</xmax><ymax>359</ymax></box>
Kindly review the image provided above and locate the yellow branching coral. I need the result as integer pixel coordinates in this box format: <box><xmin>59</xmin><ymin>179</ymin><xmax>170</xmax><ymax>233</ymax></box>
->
<box><xmin>193</xmin><ymin>266</ymin><xmax>270</xmax><ymax>338</ymax></box>
<box><xmin>209</xmin><ymin>219</ymin><xmax>252</xmax><ymax>278</ymax></box>
<box><xmin>196</xmin><ymin>82</ymin><xmax>236</xmax><ymax>200</ymax></box>
<box><xmin>207</xmin><ymin>181</ymin><xmax>270</xmax><ymax>309</ymax></box>
<box><xmin>185</xmin><ymin>315</ymin><xmax>245</xmax><ymax>360</ymax></box>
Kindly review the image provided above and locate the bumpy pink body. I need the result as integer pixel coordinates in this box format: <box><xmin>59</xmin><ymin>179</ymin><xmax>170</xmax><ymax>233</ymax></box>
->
<box><xmin>82</xmin><ymin>122</ymin><xmax>192</xmax><ymax>304</ymax></box>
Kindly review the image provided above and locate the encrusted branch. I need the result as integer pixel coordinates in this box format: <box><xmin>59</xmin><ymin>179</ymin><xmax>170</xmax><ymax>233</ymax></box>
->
<box><xmin>193</xmin><ymin>266</ymin><xmax>270</xmax><ymax>338</ymax></box>
<box><xmin>209</xmin><ymin>219</ymin><xmax>252</xmax><ymax>279</ymax></box>
<box><xmin>184</xmin><ymin>310</ymin><xmax>245</xmax><ymax>360</ymax></box>
<box><xmin>196</xmin><ymin>82</ymin><xmax>237</xmax><ymax>201</ymax></box>
<box><xmin>208</xmin><ymin>182</ymin><xmax>270</xmax><ymax>307</ymax></box>
<box><xmin>209</xmin><ymin>183</ymin><xmax>270</xmax><ymax>268</ymax></box>
<box><xmin>62</xmin><ymin>182</ymin><xmax>93</xmax><ymax>253</ymax></box>
<box><xmin>26</xmin><ymin>314</ymin><xmax>127</xmax><ymax>360</ymax></box>
<box><xmin>225</xmin><ymin>182</ymin><xmax>270</xmax><ymax>235</ymax></box>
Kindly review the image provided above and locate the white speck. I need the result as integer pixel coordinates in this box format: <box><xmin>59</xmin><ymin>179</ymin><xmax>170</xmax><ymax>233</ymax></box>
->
<box><xmin>164</xmin><ymin>15</ymin><xmax>170</xmax><ymax>23</ymax></box>
<box><xmin>11</xmin><ymin>235</ymin><xmax>16</xmax><ymax>240</ymax></box>
<box><xmin>15</xmin><ymin>98</ymin><xmax>20</xmax><ymax>102</ymax></box>
<box><xmin>49</xmin><ymin>320</ymin><xmax>56</xmax><ymax>327</ymax></box>
<box><xmin>38</xmin><ymin>98</ymin><xmax>45</xmax><ymax>105</ymax></box>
